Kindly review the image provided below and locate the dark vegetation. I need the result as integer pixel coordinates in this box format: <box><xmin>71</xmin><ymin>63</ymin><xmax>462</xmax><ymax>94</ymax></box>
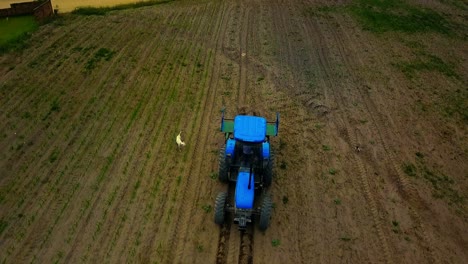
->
<box><xmin>85</xmin><ymin>48</ymin><xmax>116</xmax><ymax>71</ymax></box>
<box><xmin>0</xmin><ymin>16</ymin><xmax>38</xmax><ymax>54</ymax></box>
<box><xmin>72</xmin><ymin>0</ymin><xmax>174</xmax><ymax>16</ymax></box>
<box><xmin>349</xmin><ymin>0</ymin><xmax>453</xmax><ymax>34</ymax></box>
<box><xmin>403</xmin><ymin>157</ymin><xmax>465</xmax><ymax>208</ymax></box>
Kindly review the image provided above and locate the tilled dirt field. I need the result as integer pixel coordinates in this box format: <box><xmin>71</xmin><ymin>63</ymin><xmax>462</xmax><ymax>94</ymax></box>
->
<box><xmin>0</xmin><ymin>1</ymin><xmax>467</xmax><ymax>263</ymax></box>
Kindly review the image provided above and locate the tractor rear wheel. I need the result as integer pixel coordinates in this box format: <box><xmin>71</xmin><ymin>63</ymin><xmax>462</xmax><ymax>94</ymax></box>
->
<box><xmin>258</xmin><ymin>195</ymin><xmax>272</xmax><ymax>231</ymax></box>
<box><xmin>214</xmin><ymin>192</ymin><xmax>228</xmax><ymax>225</ymax></box>
<box><xmin>219</xmin><ymin>146</ymin><xmax>229</xmax><ymax>182</ymax></box>
<box><xmin>263</xmin><ymin>151</ymin><xmax>274</xmax><ymax>187</ymax></box>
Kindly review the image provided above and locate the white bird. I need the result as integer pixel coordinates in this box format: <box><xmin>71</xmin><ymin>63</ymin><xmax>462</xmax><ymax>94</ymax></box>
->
<box><xmin>176</xmin><ymin>131</ymin><xmax>186</xmax><ymax>150</ymax></box>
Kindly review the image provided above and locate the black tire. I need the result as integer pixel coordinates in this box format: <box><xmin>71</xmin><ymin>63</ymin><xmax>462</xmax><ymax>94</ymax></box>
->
<box><xmin>258</xmin><ymin>195</ymin><xmax>273</xmax><ymax>231</ymax></box>
<box><xmin>219</xmin><ymin>146</ymin><xmax>229</xmax><ymax>182</ymax></box>
<box><xmin>263</xmin><ymin>151</ymin><xmax>274</xmax><ymax>187</ymax></box>
<box><xmin>214</xmin><ymin>192</ymin><xmax>228</xmax><ymax>225</ymax></box>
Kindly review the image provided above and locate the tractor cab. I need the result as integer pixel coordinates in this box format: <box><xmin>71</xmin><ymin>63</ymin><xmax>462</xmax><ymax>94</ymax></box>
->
<box><xmin>219</xmin><ymin>112</ymin><xmax>278</xmax><ymax>187</ymax></box>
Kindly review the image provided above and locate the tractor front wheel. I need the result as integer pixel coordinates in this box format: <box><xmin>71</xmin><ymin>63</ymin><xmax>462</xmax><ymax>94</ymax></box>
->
<box><xmin>219</xmin><ymin>146</ymin><xmax>229</xmax><ymax>182</ymax></box>
<box><xmin>214</xmin><ymin>192</ymin><xmax>228</xmax><ymax>225</ymax></box>
<box><xmin>263</xmin><ymin>151</ymin><xmax>275</xmax><ymax>187</ymax></box>
<box><xmin>258</xmin><ymin>195</ymin><xmax>272</xmax><ymax>231</ymax></box>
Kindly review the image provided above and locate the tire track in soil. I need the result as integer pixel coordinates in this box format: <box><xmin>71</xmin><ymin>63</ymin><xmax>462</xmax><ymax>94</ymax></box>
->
<box><xmin>221</xmin><ymin>185</ymin><xmax>239</xmax><ymax>264</ymax></box>
<box><xmin>0</xmin><ymin>17</ymin><xmax>109</xmax><ymax>139</ymax></box>
<box><xmin>217</xmin><ymin>4</ymin><xmax>255</xmax><ymax>264</ymax></box>
<box><xmin>263</xmin><ymin>4</ymin><xmax>317</xmax><ymax>262</ymax></box>
<box><xmin>238</xmin><ymin>228</ymin><xmax>254</xmax><ymax>264</ymax></box>
<box><xmin>92</xmin><ymin>9</ymin><xmax>197</xmax><ymax>262</ymax></box>
<box><xmin>264</xmin><ymin>2</ymin><xmax>380</xmax><ymax>260</ymax></box>
<box><xmin>236</xmin><ymin>4</ymin><xmax>249</xmax><ymax>108</ymax></box>
<box><xmin>328</xmin><ymin>15</ymin><xmax>439</xmax><ymax>264</ymax></box>
<box><xmin>32</xmin><ymin>19</ymin><xmax>163</xmax><ymax>260</ymax></box>
<box><xmin>76</xmin><ymin>10</ymin><xmax>194</xmax><ymax>262</ymax></box>
<box><xmin>0</xmin><ymin>23</ymin><xmax>139</xmax><ymax>263</ymax></box>
<box><xmin>140</xmin><ymin>44</ymin><xmax>208</xmax><ymax>264</ymax></box>
<box><xmin>118</xmin><ymin>13</ymin><xmax>213</xmax><ymax>263</ymax></box>
<box><xmin>20</xmin><ymin>10</ymin><xmax>174</xmax><ymax>262</ymax></box>
<box><xmin>0</xmin><ymin>21</ymin><xmax>125</xmax><ymax>204</ymax></box>
<box><xmin>0</xmin><ymin>17</ymin><xmax>133</xmax><ymax>206</ymax></box>
<box><xmin>216</xmin><ymin>223</ymin><xmax>232</xmax><ymax>264</ymax></box>
<box><xmin>167</xmin><ymin>2</ymin><xmax>230</xmax><ymax>263</ymax></box>
<box><xmin>0</xmin><ymin>20</ymin><xmax>132</xmax><ymax>213</ymax></box>
<box><xmin>91</xmin><ymin>43</ymin><xmax>182</xmax><ymax>264</ymax></box>
<box><xmin>225</xmin><ymin>202</ymin><xmax>240</xmax><ymax>264</ymax></box>
<box><xmin>341</xmin><ymin>124</ymin><xmax>392</xmax><ymax>264</ymax></box>
<box><xmin>359</xmin><ymin>89</ymin><xmax>440</xmax><ymax>264</ymax></box>
<box><xmin>302</xmin><ymin>15</ymin><xmax>393</xmax><ymax>264</ymax></box>
<box><xmin>112</xmin><ymin>7</ymin><xmax>215</xmax><ymax>263</ymax></box>
<box><xmin>224</xmin><ymin>3</ymin><xmax>306</xmax><ymax>263</ymax></box>
<box><xmin>0</xmin><ymin>16</ymin><xmax>90</xmax><ymax>108</ymax></box>
<box><xmin>214</xmin><ymin>3</ymin><xmax>235</xmax><ymax>264</ymax></box>
<box><xmin>236</xmin><ymin>5</ymin><xmax>256</xmax><ymax>264</ymax></box>
<box><xmin>12</xmin><ymin>45</ymin><xmax>137</xmax><ymax>264</ymax></box>
<box><xmin>119</xmin><ymin>8</ymin><xmax>211</xmax><ymax>261</ymax></box>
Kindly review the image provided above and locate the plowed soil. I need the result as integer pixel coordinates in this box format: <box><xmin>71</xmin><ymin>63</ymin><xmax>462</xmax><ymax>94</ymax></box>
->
<box><xmin>1</xmin><ymin>1</ymin><xmax>467</xmax><ymax>263</ymax></box>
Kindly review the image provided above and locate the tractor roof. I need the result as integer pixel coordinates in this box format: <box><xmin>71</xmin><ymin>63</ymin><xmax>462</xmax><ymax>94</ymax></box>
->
<box><xmin>234</xmin><ymin>115</ymin><xmax>266</xmax><ymax>143</ymax></box>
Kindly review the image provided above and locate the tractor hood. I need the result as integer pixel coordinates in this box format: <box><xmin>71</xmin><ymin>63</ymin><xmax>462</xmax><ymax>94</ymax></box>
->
<box><xmin>235</xmin><ymin>171</ymin><xmax>255</xmax><ymax>209</ymax></box>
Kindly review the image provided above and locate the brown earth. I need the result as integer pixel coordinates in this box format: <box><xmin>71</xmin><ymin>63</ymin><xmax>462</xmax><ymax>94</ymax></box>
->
<box><xmin>0</xmin><ymin>0</ymin><xmax>467</xmax><ymax>263</ymax></box>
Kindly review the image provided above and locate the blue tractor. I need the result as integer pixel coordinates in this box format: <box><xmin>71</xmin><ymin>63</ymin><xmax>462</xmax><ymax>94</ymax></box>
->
<box><xmin>214</xmin><ymin>110</ymin><xmax>279</xmax><ymax>231</ymax></box>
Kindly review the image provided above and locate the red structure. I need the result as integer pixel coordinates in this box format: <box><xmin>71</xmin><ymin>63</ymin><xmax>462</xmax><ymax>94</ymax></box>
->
<box><xmin>0</xmin><ymin>0</ymin><xmax>54</xmax><ymax>22</ymax></box>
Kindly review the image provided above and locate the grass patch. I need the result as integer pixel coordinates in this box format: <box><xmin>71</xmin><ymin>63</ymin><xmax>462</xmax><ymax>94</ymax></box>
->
<box><xmin>422</xmin><ymin>166</ymin><xmax>463</xmax><ymax>205</ymax></box>
<box><xmin>209</xmin><ymin>172</ymin><xmax>218</xmax><ymax>180</ymax></box>
<box><xmin>329</xmin><ymin>168</ymin><xmax>338</xmax><ymax>175</ymax></box>
<box><xmin>21</xmin><ymin>112</ymin><xmax>32</xmax><ymax>119</ymax></box>
<box><xmin>42</xmin><ymin>98</ymin><xmax>61</xmax><ymax>120</ymax></box>
<box><xmin>0</xmin><ymin>218</ymin><xmax>8</xmax><ymax>235</ymax></box>
<box><xmin>85</xmin><ymin>48</ymin><xmax>116</xmax><ymax>71</ymax></box>
<box><xmin>443</xmin><ymin>88</ymin><xmax>468</xmax><ymax>123</ymax></box>
<box><xmin>438</xmin><ymin>0</ymin><xmax>468</xmax><ymax>10</ymax></box>
<box><xmin>279</xmin><ymin>161</ymin><xmax>287</xmax><ymax>170</ymax></box>
<box><xmin>0</xmin><ymin>16</ymin><xmax>38</xmax><ymax>53</ymax></box>
<box><xmin>402</xmin><ymin>163</ymin><xmax>417</xmax><ymax>177</ymax></box>
<box><xmin>72</xmin><ymin>0</ymin><xmax>174</xmax><ymax>16</ymax></box>
<box><xmin>322</xmin><ymin>145</ymin><xmax>331</xmax><ymax>151</ymax></box>
<box><xmin>49</xmin><ymin>149</ymin><xmax>59</xmax><ymax>163</ymax></box>
<box><xmin>394</xmin><ymin>44</ymin><xmax>464</xmax><ymax>122</ymax></box>
<box><xmin>404</xmin><ymin>160</ymin><xmax>465</xmax><ymax>206</ymax></box>
<box><xmin>278</xmin><ymin>139</ymin><xmax>287</xmax><ymax>151</ymax></box>
<box><xmin>394</xmin><ymin>54</ymin><xmax>458</xmax><ymax>79</ymax></box>
<box><xmin>201</xmin><ymin>204</ymin><xmax>212</xmax><ymax>213</ymax></box>
<box><xmin>271</xmin><ymin>239</ymin><xmax>281</xmax><ymax>247</ymax></box>
<box><xmin>196</xmin><ymin>244</ymin><xmax>204</xmax><ymax>252</ymax></box>
<box><xmin>349</xmin><ymin>0</ymin><xmax>453</xmax><ymax>34</ymax></box>
<box><xmin>339</xmin><ymin>236</ymin><xmax>352</xmax><ymax>242</ymax></box>
<box><xmin>391</xmin><ymin>220</ymin><xmax>400</xmax><ymax>233</ymax></box>
<box><xmin>303</xmin><ymin>5</ymin><xmax>342</xmax><ymax>17</ymax></box>
<box><xmin>176</xmin><ymin>176</ymin><xmax>182</xmax><ymax>186</ymax></box>
<box><xmin>220</xmin><ymin>75</ymin><xmax>231</xmax><ymax>81</ymax></box>
<box><xmin>415</xmin><ymin>152</ymin><xmax>424</xmax><ymax>159</ymax></box>
<box><xmin>51</xmin><ymin>99</ymin><xmax>60</xmax><ymax>112</ymax></box>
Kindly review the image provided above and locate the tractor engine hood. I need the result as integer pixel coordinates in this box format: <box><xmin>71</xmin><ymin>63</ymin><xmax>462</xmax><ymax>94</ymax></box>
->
<box><xmin>235</xmin><ymin>171</ymin><xmax>255</xmax><ymax>209</ymax></box>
